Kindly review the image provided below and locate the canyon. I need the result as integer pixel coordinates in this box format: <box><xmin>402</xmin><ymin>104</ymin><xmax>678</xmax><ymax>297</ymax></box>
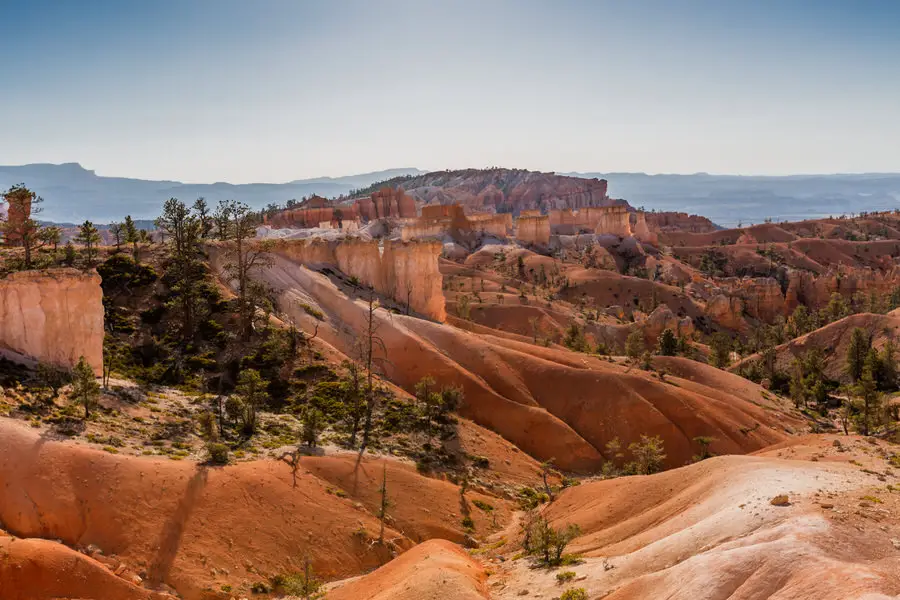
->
<box><xmin>3</xmin><ymin>168</ymin><xmax>900</xmax><ymax>600</ymax></box>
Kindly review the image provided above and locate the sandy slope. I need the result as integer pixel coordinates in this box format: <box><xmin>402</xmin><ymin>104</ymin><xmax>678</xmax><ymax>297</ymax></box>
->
<box><xmin>488</xmin><ymin>435</ymin><xmax>900</xmax><ymax>600</ymax></box>
<box><xmin>0</xmin><ymin>418</ymin><xmax>505</xmax><ymax>599</ymax></box>
<box><xmin>213</xmin><ymin>250</ymin><xmax>800</xmax><ymax>472</ymax></box>
<box><xmin>0</xmin><ymin>533</ymin><xmax>174</xmax><ymax>600</ymax></box>
<box><xmin>328</xmin><ymin>539</ymin><xmax>489</xmax><ymax>600</ymax></box>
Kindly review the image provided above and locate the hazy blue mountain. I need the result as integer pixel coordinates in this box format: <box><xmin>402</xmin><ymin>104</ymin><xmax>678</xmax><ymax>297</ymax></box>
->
<box><xmin>0</xmin><ymin>163</ymin><xmax>423</xmax><ymax>223</ymax></box>
<box><xmin>2</xmin><ymin>164</ymin><xmax>898</xmax><ymax>227</ymax></box>
<box><xmin>569</xmin><ymin>172</ymin><xmax>900</xmax><ymax>228</ymax></box>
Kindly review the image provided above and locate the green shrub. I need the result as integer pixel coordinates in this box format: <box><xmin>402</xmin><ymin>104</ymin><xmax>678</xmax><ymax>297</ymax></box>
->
<box><xmin>300</xmin><ymin>303</ymin><xmax>325</xmax><ymax>320</ymax></box>
<box><xmin>472</xmin><ymin>499</ymin><xmax>494</xmax><ymax>512</ymax></box>
<box><xmin>556</xmin><ymin>571</ymin><xmax>577</xmax><ymax>584</ymax></box>
<box><xmin>522</xmin><ymin>515</ymin><xmax>581</xmax><ymax>567</ymax></box>
<box><xmin>206</xmin><ymin>442</ymin><xmax>229</xmax><ymax>465</ymax></box>
<box><xmin>517</xmin><ymin>486</ymin><xmax>549</xmax><ymax>510</ymax></box>
<box><xmin>250</xmin><ymin>581</ymin><xmax>270</xmax><ymax>594</ymax></box>
<box><xmin>560</xmin><ymin>588</ymin><xmax>587</xmax><ymax>600</ymax></box>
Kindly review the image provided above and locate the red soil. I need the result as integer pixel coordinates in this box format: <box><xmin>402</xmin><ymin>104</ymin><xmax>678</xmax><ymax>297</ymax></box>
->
<box><xmin>0</xmin><ymin>418</ymin><xmax>507</xmax><ymax>599</ymax></box>
<box><xmin>329</xmin><ymin>539</ymin><xmax>489</xmax><ymax>600</ymax></box>
<box><xmin>0</xmin><ymin>534</ymin><xmax>173</xmax><ymax>600</ymax></box>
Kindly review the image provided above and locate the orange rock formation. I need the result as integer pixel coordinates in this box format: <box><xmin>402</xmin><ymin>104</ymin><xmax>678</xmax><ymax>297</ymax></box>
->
<box><xmin>516</xmin><ymin>215</ymin><xmax>550</xmax><ymax>245</ymax></box>
<box><xmin>0</xmin><ymin>268</ymin><xmax>104</xmax><ymax>374</ymax></box>
<box><xmin>211</xmin><ymin>238</ymin><xmax>446</xmax><ymax>321</ymax></box>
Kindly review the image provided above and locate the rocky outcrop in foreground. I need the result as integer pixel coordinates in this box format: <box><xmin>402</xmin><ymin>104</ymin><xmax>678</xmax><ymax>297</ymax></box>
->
<box><xmin>0</xmin><ymin>268</ymin><xmax>104</xmax><ymax>374</ymax></box>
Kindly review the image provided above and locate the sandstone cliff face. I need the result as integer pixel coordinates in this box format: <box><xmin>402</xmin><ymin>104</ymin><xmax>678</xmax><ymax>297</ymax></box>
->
<box><xmin>220</xmin><ymin>238</ymin><xmax>447</xmax><ymax>322</ymax></box>
<box><xmin>0</xmin><ymin>269</ymin><xmax>104</xmax><ymax>374</ymax></box>
<box><xmin>547</xmin><ymin>206</ymin><xmax>634</xmax><ymax>238</ymax></box>
<box><xmin>358</xmin><ymin>187</ymin><xmax>417</xmax><ymax>220</ymax></box>
<box><xmin>382</xmin><ymin>241</ymin><xmax>446</xmax><ymax>322</ymax></box>
<box><xmin>400</xmin><ymin>206</ymin><xmax>512</xmax><ymax>241</ymax></box>
<box><xmin>632</xmin><ymin>211</ymin><xmax>659</xmax><ymax>245</ymax></box>
<box><xmin>516</xmin><ymin>216</ymin><xmax>550</xmax><ymax>246</ymax></box>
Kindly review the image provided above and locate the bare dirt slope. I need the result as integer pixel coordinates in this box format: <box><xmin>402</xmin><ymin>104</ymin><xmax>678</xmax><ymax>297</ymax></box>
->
<box><xmin>0</xmin><ymin>533</ymin><xmax>174</xmax><ymax>600</ymax></box>
<box><xmin>0</xmin><ymin>418</ymin><xmax>507</xmax><ymax>600</ymax></box>
<box><xmin>488</xmin><ymin>434</ymin><xmax>900</xmax><ymax>600</ymax></box>
<box><xmin>328</xmin><ymin>539</ymin><xmax>489</xmax><ymax>600</ymax></box>
<box><xmin>217</xmin><ymin>252</ymin><xmax>801</xmax><ymax>472</ymax></box>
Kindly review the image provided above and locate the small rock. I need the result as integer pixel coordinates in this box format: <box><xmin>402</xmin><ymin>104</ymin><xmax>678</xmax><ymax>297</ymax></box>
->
<box><xmin>518</xmin><ymin>590</ymin><xmax>529</xmax><ymax>596</ymax></box>
<box><xmin>770</xmin><ymin>495</ymin><xmax>790</xmax><ymax>506</ymax></box>
<box><xmin>819</xmin><ymin>503</ymin><xmax>834</xmax><ymax>509</ymax></box>
<box><xmin>891</xmin><ymin>539</ymin><xmax>900</xmax><ymax>550</ymax></box>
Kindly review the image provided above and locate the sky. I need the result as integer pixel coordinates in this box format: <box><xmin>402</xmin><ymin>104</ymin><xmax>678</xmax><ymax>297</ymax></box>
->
<box><xmin>1</xmin><ymin>0</ymin><xmax>899</xmax><ymax>183</ymax></box>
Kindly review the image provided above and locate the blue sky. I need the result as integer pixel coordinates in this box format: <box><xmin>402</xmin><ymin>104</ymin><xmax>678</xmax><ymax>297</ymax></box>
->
<box><xmin>1</xmin><ymin>0</ymin><xmax>898</xmax><ymax>182</ymax></box>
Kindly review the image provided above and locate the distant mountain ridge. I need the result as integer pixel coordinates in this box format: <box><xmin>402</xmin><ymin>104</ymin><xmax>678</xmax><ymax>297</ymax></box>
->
<box><xmin>567</xmin><ymin>171</ymin><xmax>900</xmax><ymax>227</ymax></box>
<box><xmin>0</xmin><ymin>163</ymin><xmax>423</xmax><ymax>223</ymax></box>
<box><xmin>2</xmin><ymin>163</ymin><xmax>898</xmax><ymax>226</ymax></box>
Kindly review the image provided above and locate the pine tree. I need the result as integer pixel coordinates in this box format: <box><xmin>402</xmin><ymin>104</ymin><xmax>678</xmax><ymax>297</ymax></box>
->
<box><xmin>1</xmin><ymin>184</ymin><xmax>47</xmax><ymax>269</ymax></box>
<box><xmin>625</xmin><ymin>329</ymin><xmax>645</xmax><ymax>361</ymax></box>
<box><xmin>709</xmin><ymin>333</ymin><xmax>733</xmax><ymax>368</ymax></box>
<box><xmin>192</xmin><ymin>197</ymin><xmax>213</xmax><ymax>238</ymax></box>
<box><xmin>123</xmin><ymin>215</ymin><xmax>139</xmax><ymax>262</ymax></box>
<box><xmin>854</xmin><ymin>367</ymin><xmax>881</xmax><ymax>436</ymax></box>
<box><xmin>219</xmin><ymin>200</ymin><xmax>273</xmax><ymax>340</ymax></box>
<box><xmin>74</xmin><ymin>220</ymin><xmax>102</xmax><ymax>267</ymax></box>
<box><xmin>109</xmin><ymin>222</ymin><xmax>123</xmax><ymax>250</ymax></box>
<box><xmin>657</xmin><ymin>328</ymin><xmax>678</xmax><ymax>356</ymax></box>
<box><xmin>234</xmin><ymin>369</ymin><xmax>269</xmax><ymax>434</ymax></box>
<box><xmin>846</xmin><ymin>327</ymin><xmax>871</xmax><ymax>383</ymax></box>
<box><xmin>71</xmin><ymin>356</ymin><xmax>100</xmax><ymax>419</ymax></box>
<box><xmin>156</xmin><ymin>199</ymin><xmax>205</xmax><ymax>340</ymax></box>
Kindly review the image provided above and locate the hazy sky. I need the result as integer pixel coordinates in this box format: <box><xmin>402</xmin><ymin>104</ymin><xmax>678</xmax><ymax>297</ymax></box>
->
<box><xmin>2</xmin><ymin>0</ymin><xmax>898</xmax><ymax>182</ymax></box>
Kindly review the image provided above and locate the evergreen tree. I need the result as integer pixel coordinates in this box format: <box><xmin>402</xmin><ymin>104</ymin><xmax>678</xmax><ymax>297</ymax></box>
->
<box><xmin>63</xmin><ymin>241</ymin><xmax>77</xmax><ymax>266</ymax></box>
<box><xmin>218</xmin><ymin>200</ymin><xmax>273</xmax><ymax>341</ymax></box>
<box><xmin>123</xmin><ymin>215</ymin><xmax>139</xmax><ymax>261</ymax></box>
<box><xmin>657</xmin><ymin>328</ymin><xmax>678</xmax><ymax>356</ymax></box>
<box><xmin>108</xmin><ymin>222</ymin><xmax>123</xmax><ymax>249</ymax></box>
<box><xmin>625</xmin><ymin>329</ymin><xmax>645</xmax><ymax>361</ymax></box>
<box><xmin>74</xmin><ymin>220</ymin><xmax>102</xmax><ymax>267</ymax></box>
<box><xmin>234</xmin><ymin>369</ymin><xmax>269</xmax><ymax>434</ymax></box>
<box><xmin>192</xmin><ymin>197</ymin><xmax>213</xmax><ymax>238</ymax></box>
<box><xmin>156</xmin><ymin>198</ymin><xmax>206</xmax><ymax>341</ymax></box>
<box><xmin>1</xmin><ymin>184</ymin><xmax>47</xmax><ymax>269</ymax></box>
<box><xmin>846</xmin><ymin>327</ymin><xmax>871</xmax><ymax>383</ymax></box>
<box><xmin>854</xmin><ymin>367</ymin><xmax>881</xmax><ymax>436</ymax></box>
<box><xmin>378</xmin><ymin>463</ymin><xmax>391</xmax><ymax>544</ymax></box>
<box><xmin>709</xmin><ymin>333</ymin><xmax>733</xmax><ymax>368</ymax></box>
<box><xmin>71</xmin><ymin>356</ymin><xmax>100</xmax><ymax>419</ymax></box>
